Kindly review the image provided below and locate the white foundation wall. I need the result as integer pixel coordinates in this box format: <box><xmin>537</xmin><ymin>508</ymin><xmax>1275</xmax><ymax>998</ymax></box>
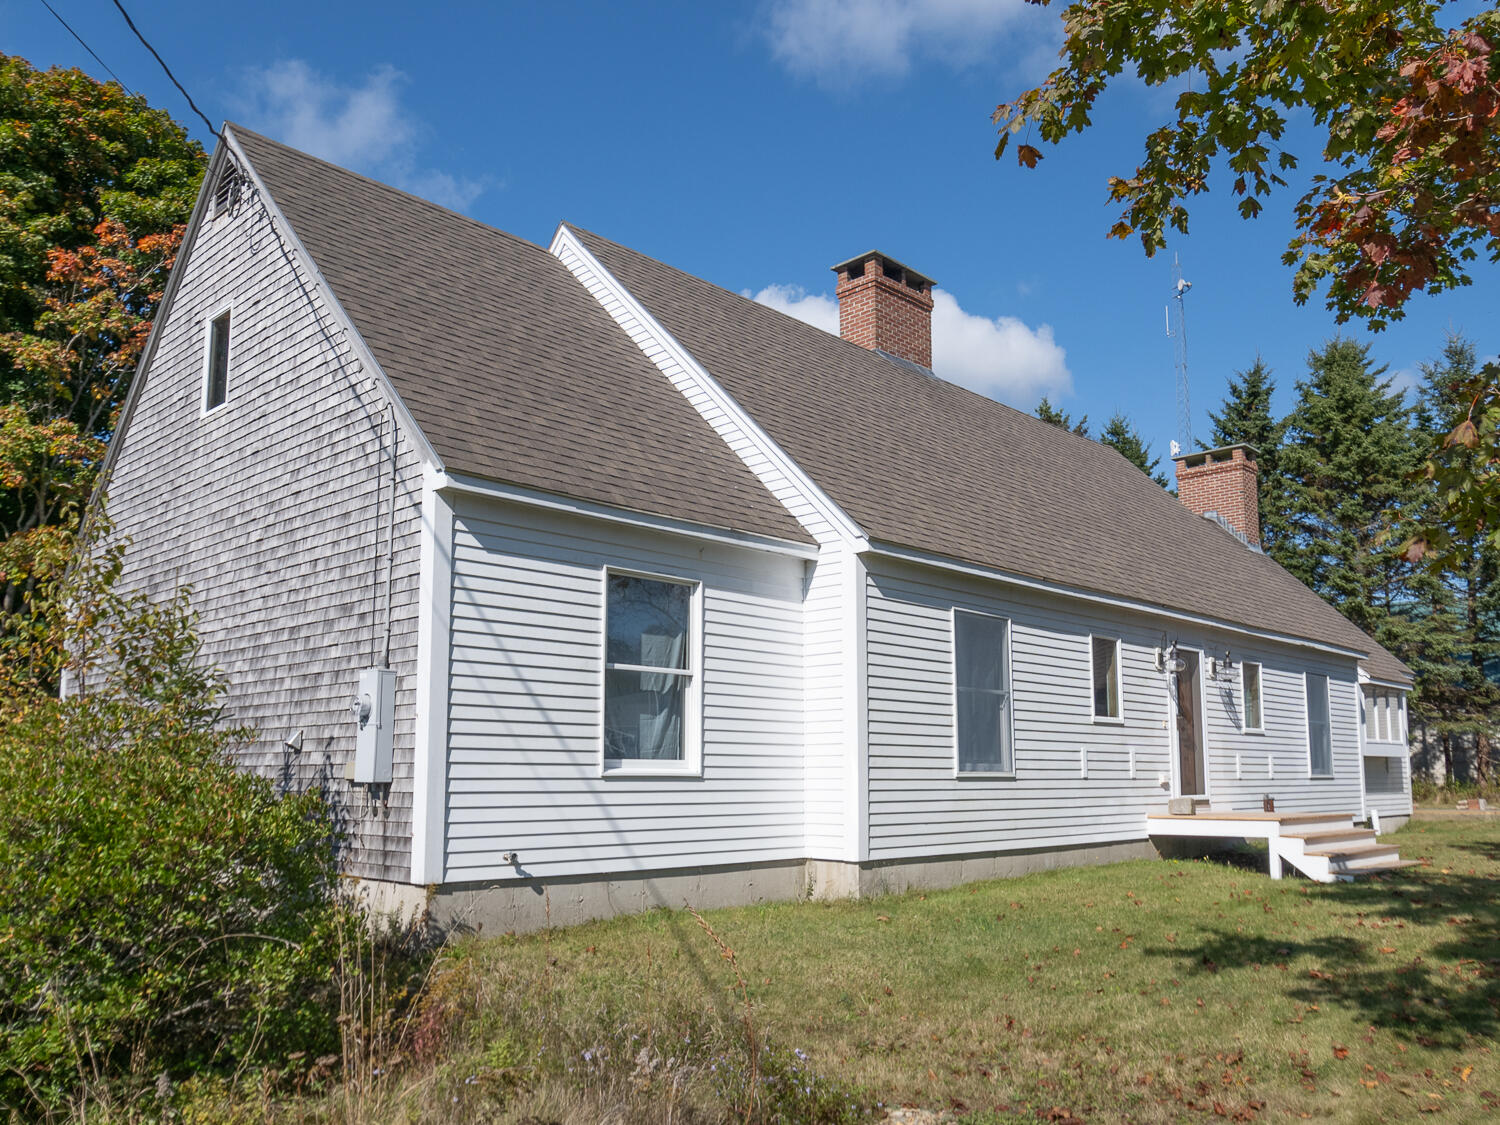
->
<box><xmin>443</xmin><ymin>496</ymin><xmax>807</xmax><ymax>882</ymax></box>
<box><xmin>863</xmin><ymin>557</ymin><xmax>1368</xmax><ymax>862</ymax></box>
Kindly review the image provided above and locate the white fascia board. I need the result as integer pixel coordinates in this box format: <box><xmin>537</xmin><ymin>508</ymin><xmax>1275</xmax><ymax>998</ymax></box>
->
<box><xmin>548</xmin><ymin>223</ymin><xmax>867</xmax><ymax>552</ymax></box>
<box><xmin>410</xmin><ymin>478</ymin><xmax>453</xmax><ymax>885</ymax></box>
<box><xmin>864</xmin><ymin>539</ymin><xmax>1369</xmax><ymax>663</ymax></box>
<box><xmin>221</xmin><ymin>127</ymin><xmax>443</xmax><ymax>472</ymax></box>
<box><xmin>435</xmin><ymin>470</ymin><xmax>820</xmax><ymax>559</ymax></box>
<box><xmin>1361</xmin><ymin>673</ymin><xmax>1412</xmax><ymax>691</ymax></box>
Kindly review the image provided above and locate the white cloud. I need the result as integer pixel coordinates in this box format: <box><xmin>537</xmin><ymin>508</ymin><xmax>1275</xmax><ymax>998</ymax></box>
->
<box><xmin>763</xmin><ymin>0</ymin><xmax>1051</xmax><ymax>81</ymax></box>
<box><xmin>747</xmin><ymin>283</ymin><xmax>842</xmax><ymax>333</ymax></box>
<box><xmin>747</xmin><ymin>283</ymin><xmax>1070</xmax><ymax>406</ymax></box>
<box><xmin>233</xmin><ymin>60</ymin><xmax>486</xmax><ymax>212</ymax></box>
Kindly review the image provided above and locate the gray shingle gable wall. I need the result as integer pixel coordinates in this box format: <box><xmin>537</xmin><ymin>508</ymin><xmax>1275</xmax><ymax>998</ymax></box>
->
<box><xmin>228</xmin><ymin>127</ymin><xmax>809</xmax><ymax>546</ymax></box>
<box><xmin>103</xmin><ymin>172</ymin><xmax>422</xmax><ymax>882</ymax></box>
<box><xmin>568</xmin><ymin>226</ymin><xmax>1410</xmax><ymax>686</ymax></box>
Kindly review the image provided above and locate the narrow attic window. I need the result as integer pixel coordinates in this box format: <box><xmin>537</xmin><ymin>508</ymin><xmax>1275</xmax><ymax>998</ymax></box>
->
<box><xmin>204</xmin><ymin>311</ymin><xmax>230</xmax><ymax>410</ymax></box>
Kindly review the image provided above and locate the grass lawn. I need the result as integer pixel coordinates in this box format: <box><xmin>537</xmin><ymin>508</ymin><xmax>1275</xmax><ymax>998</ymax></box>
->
<box><xmin>283</xmin><ymin>816</ymin><xmax>1500</xmax><ymax>1124</ymax></box>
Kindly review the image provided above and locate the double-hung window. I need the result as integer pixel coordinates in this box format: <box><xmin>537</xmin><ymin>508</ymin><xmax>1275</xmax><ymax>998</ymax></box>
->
<box><xmin>954</xmin><ymin>609</ymin><xmax>1013</xmax><ymax>774</ymax></box>
<box><xmin>603</xmin><ymin>572</ymin><xmax>698</xmax><ymax>771</ymax></box>
<box><xmin>1091</xmin><ymin>636</ymin><xmax>1122</xmax><ymax>721</ymax></box>
<box><xmin>1306</xmin><ymin>672</ymin><xmax>1332</xmax><ymax>776</ymax></box>
<box><xmin>1241</xmin><ymin>662</ymin><xmax>1263</xmax><ymax>732</ymax></box>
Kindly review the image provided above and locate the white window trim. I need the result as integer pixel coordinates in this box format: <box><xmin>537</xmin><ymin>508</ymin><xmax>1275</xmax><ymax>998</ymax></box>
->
<box><xmin>598</xmin><ymin>566</ymin><xmax>704</xmax><ymax>778</ymax></box>
<box><xmin>200</xmin><ymin>304</ymin><xmax>233</xmax><ymax>416</ymax></box>
<box><xmin>951</xmin><ymin>606</ymin><xmax>1016</xmax><ymax>780</ymax></box>
<box><xmin>1089</xmin><ymin>635</ymin><xmax>1125</xmax><ymax>724</ymax></box>
<box><xmin>1240</xmin><ymin>661</ymin><xmax>1265</xmax><ymax>734</ymax></box>
<box><xmin>1305</xmin><ymin>671</ymin><xmax>1334</xmax><ymax>779</ymax></box>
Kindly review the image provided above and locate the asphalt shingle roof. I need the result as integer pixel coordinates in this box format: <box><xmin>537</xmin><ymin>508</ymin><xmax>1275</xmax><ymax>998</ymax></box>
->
<box><xmin>569</xmin><ymin>226</ymin><xmax>1411</xmax><ymax>685</ymax></box>
<box><xmin>229</xmin><ymin>126</ymin><xmax>811</xmax><ymax>546</ymax></box>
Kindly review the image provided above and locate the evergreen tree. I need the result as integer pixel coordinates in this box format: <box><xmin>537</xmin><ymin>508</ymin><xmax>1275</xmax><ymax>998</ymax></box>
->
<box><xmin>1417</xmin><ymin>334</ymin><xmax>1500</xmax><ymax>780</ymax></box>
<box><xmin>1276</xmin><ymin>338</ymin><xmax>1454</xmax><ymax>700</ymax></box>
<box><xmin>1034</xmin><ymin>396</ymin><xmax>1088</xmax><ymax>436</ymax></box>
<box><xmin>1207</xmin><ymin>357</ymin><xmax>1290</xmax><ymax>552</ymax></box>
<box><xmin>1099</xmin><ymin>412</ymin><xmax>1168</xmax><ymax>487</ymax></box>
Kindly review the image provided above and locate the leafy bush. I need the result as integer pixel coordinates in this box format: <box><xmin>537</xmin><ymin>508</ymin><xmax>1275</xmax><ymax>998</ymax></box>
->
<box><xmin>0</xmin><ymin>548</ymin><xmax>345</xmax><ymax>1117</ymax></box>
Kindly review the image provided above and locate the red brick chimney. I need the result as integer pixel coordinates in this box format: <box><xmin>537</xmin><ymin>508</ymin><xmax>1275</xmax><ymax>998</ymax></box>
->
<box><xmin>1173</xmin><ymin>443</ymin><xmax>1261</xmax><ymax>548</ymax></box>
<box><xmin>832</xmin><ymin>251</ymin><xmax>935</xmax><ymax>369</ymax></box>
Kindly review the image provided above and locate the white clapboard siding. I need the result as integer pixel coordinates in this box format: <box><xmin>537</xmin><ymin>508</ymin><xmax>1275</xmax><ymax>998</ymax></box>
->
<box><xmin>444</xmin><ymin>496</ymin><xmax>806</xmax><ymax>882</ymax></box>
<box><xmin>863</xmin><ymin>558</ymin><xmax>1366</xmax><ymax>861</ymax></box>
<box><xmin>1362</xmin><ymin>755</ymin><xmax>1413</xmax><ymax>820</ymax></box>
<box><xmin>104</xmin><ymin>188</ymin><xmax>423</xmax><ymax>881</ymax></box>
<box><xmin>1201</xmin><ymin>650</ymin><xmax>1364</xmax><ymax>814</ymax></box>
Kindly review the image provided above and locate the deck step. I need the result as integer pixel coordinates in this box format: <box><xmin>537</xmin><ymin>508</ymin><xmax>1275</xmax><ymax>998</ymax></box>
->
<box><xmin>1303</xmin><ymin>841</ymin><xmax>1398</xmax><ymax>859</ymax></box>
<box><xmin>1284</xmin><ymin>829</ymin><xmax>1377</xmax><ymax>845</ymax></box>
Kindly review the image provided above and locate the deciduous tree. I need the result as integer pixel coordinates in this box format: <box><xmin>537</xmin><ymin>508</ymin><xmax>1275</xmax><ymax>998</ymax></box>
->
<box><xmin>994</xmin><ymin>1</ymin><xmax>1500</xmax><ymax>328</ymax></box>
<box><xmin>0</xmin><ymin>55</ymin><xmax>204</xmax><ymax>623</ymax></box>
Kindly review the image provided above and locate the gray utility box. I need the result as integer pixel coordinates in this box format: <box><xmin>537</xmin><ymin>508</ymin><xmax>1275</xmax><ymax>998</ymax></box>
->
<box><xmin>352</xmin><ymin>667</ymin><xmax>396</xmax><ymax>784</ymax></box>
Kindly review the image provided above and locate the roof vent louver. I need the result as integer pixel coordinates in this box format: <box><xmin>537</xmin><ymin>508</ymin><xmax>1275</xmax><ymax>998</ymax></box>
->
<box><xmin>212</xmin><ymin>160</ymin><xmax>244</xmax><ymax>218</ymax></box>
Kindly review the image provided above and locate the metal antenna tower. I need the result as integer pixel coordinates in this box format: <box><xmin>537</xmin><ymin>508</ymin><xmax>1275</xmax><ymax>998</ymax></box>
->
<box><xmin>1166</xmin><ymin>255</ymin><xmax>1193</xmax><ymax>452</ymax></box>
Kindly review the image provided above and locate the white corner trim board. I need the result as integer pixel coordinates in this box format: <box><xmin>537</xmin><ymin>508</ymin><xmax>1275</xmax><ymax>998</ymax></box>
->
<box><xmin>548</xmin><ymin>224</ymin><xmax>868</xmax><ymax>552</ymax></box>
<box><xmin>410</xmin><ymin>477</ymin><xmax>453</xmax><ymax>885</ymax></box>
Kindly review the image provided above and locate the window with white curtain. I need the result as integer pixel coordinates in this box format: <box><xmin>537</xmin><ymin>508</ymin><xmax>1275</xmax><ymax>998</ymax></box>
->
<box><xmin>1091</xmin><ymin>636</ymin><xmax>1122</xmax><ymax>720</ymax></box>
<box><xmin>1241</xmin><ymin>662</ymin><xmax>1263</xmax><ymax>731</ymax></box>
<box><xmin>603</xmin><ymin>572</ymin><xmax>696</xmax><ymax>766</ymax></box>
<box><xmin>954</xmin><ymin>610</ymin><xmax>1013</xmax><ymax>774</ymax></box>
<box><xmin>1306</xmin><ymin>673</ymin><xmax>1332</xmax><ymax>776</ymax></box>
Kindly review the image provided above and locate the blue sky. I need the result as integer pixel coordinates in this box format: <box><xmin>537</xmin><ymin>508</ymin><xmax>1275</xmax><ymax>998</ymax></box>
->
<box><xmin>9</xmin><ymin>0</ymin><xmax>1496</xmax><ymax>466</ymax></box>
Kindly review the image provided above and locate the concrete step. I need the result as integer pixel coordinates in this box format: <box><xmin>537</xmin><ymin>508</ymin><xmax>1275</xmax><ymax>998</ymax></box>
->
<box><xmin>1335</xmin><ymin>859</ymin><xmax>1425</xmax><ymax>880</ymax></box>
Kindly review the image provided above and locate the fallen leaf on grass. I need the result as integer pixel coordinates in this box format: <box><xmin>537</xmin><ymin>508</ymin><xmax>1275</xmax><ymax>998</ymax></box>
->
<box><xmin>1379</xmin><ymin>946</ymin><xmax>1398</xmax><ymax>954</ymax></box>
<box><xmin>877</xmin><ymin>915</ymin><xmax>890</xmax><ymax>923</ymax></box>
<box><xmin>1333</xmin><ymin>1045</ymin><xmax>1350</xmax><ymax>1059</ymax></box>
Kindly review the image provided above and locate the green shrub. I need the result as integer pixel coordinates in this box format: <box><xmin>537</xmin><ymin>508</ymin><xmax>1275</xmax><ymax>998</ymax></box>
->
<box><xmin>0</xmin><ymin>553</ymin><xmax>346</xmax><ymax>1117</ymax></box>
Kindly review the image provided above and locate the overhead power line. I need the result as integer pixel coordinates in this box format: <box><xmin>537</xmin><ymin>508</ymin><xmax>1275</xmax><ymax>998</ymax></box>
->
<box><xmin>37</xmin><ymin>0</ymin><xmax>132</xmax><ymax>92</ymax></box>
<box><xmin>109</xmin><ymin>0</ymin><xmax>220</xmax><ymax>140</ymax></box>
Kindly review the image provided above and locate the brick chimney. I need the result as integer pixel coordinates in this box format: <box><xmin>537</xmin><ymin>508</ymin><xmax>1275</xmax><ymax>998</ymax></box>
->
<box><xmin>832</xmin><ymin>251</ymin><xmax>935</xmax><ymax>369</ymax></box>
<box><xmin>1173</xmin><ymin>443</ymin><xmax>1261</xmax><ymax>548</ymax></box>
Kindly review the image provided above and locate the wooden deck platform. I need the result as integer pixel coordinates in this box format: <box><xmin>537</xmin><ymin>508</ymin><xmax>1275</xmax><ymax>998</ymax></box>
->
<box><xmin>1146</xmin><ymin>809</ymin><xmax>1418</xmax><ymax>883</ymax></box>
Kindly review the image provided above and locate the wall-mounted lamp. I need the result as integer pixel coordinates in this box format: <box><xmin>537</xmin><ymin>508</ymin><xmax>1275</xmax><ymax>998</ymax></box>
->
<box><xmin>1156</xmin><ymin>640</ymin><xmax>1187</xmax><ymax>674</ymax></box>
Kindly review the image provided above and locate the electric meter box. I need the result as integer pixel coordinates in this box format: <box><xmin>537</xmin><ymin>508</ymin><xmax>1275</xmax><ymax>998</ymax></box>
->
<box><xmin>352</xmin><ymin>667</ymin><xmax>396</xmax><ymax>784</ymax></box>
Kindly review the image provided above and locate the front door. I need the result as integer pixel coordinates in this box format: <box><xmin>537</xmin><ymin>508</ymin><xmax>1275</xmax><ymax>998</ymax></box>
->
<box><xmin>1174</xmin><ymin>650</ymin><xmax>1206</xmax><ymax>797</ymax></box>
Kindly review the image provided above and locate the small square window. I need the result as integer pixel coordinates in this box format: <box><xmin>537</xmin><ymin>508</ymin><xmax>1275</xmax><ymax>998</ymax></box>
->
<box><xmin>1091</xmin><ymin>636</ymin><xmax>1121</xmax><ymax>720</ymax></box>
<box><xmin>205</xmin><ymin>311</ymin><xmax>230</xmax><ymax>410</ymax></box>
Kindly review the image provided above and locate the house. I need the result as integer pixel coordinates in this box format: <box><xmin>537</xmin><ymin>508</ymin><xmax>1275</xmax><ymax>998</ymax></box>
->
<box><xmin>95</xmin><ymin>126</ymin><xmax>1416</xmax><ymax>930</ymax></box>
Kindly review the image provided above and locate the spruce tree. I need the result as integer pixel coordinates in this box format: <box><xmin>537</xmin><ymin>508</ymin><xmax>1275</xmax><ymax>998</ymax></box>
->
<box><xmin>1099</xmin><ymin>412</ymin><xmax>1168</xmax><ymax>486</ymax></box>
<box><xmin>1035</xmin><ymin>396</ymin><xmax>1088</xmax><ymax>436</ymax></box>
<box><xmin>1206</xmin><ymin>357</ymin><xmax>1291</xmax><ymax>553</ymax></box>
<box><xmin>1276</xmin><ymin>338</ymin><xmax>1450</xmax><ymax>695</ymax></box>
<box><xmin>1417</xmin><ymin>334</ymin><xmax>1500</xmax><ymax>780</ymax></box>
